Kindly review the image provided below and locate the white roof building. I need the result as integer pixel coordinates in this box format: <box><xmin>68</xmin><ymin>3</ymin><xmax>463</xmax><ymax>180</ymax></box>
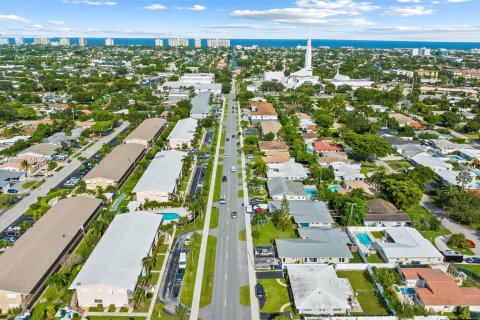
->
<box><xmin>410</xmin><ymin>153</ymin><xmax>453</xmax><ymax>172</ymax></box>
<box><xmin>190</xmin><ymin>91</ymin><xmax>212</xmax><ymax>119</ymax></box>
<box><xmin>287</xmin><ymin>264</ymin><xmax>353</xmax><ymax>315</ymax></box>
<box><xmin>331</xmin><ymin>164</ymin><xmax>364</xmax><ymax>181</ymax></box>
<box><xmin>133</xmin><ymin>150</ymin><xmax>186</xmax><ymax>203</ymax></box>
<box><xmin>70</xmin><ymin>213</ymin><xmax>163</xmax><ymax>308</ymax></box>
<box><xmin>167</xmin><ymin>118</ymin><xmax>198</xmax><ymax>149</ymax></box>
<box><xmin>267</xmin><ymin>160</ymin><xmax>309</xmax><ymax>180</ymax></box>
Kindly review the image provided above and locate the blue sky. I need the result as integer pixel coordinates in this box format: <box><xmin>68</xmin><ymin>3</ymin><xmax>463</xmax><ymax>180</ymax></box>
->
<box><xmin>0</xmin><ymin>0</ymin><xmax>479</xmax><ymax>41</ymax></box>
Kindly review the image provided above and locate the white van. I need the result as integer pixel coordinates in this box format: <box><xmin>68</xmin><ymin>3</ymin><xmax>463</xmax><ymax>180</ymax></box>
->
<box><xmin>179</xmin><ymin>252</ymin><xmax>187</xmax><ymax>269</ymax></box>
<box><xmin>246</xmin><ymin>205</ymin><xmax>253</xmax><ymax>214</ymax></box>
<box><xmin>184</xmin><ymin>234</ymin><xmax>191</xmax><ymax>246</ymax></box>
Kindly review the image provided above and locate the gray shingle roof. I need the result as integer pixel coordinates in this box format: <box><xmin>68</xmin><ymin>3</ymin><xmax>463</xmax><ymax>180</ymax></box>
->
<box><xmin>276</xmin><ymin>238</ymin><xmax>352</xmax><ymax>259</ymax></box>
<box><xmin>267</xmin><ymin>177</ymin><xmax>306</xmax><ymax>198</ymax></box>
<box><xmin>268</xmin><ymin>200</ymin><xmax>333</xmax><ymax>224</ymax></box>
<box><xmin>190</xmin><ymin>92</ymin><xmax>211</xmax><ymax>115</ymax></box>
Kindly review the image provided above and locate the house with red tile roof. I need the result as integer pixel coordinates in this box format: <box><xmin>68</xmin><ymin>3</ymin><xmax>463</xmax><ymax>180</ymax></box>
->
<box><xmin>400</xmin><ymin>268</ymin><xmax>480</xmax><ymax>313</ymax></box>
<box><xmin>313</xmin><ymin>140</ymin><xmax>342</xmax><ymax>153</ymax></box>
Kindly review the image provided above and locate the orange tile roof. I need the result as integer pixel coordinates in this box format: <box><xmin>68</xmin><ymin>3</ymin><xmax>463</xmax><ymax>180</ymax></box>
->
<box><xmin>258</xmin><ymin>141</ymin><xmax>289</xmax><ymax>152</ymax></box>
<box><xmin>401</xmin><ymin>268</ymin><xmax>480</xmax><ymax>307</ymax></box>
<box><xmin>262</xmin><ymin>151</ymin><xmax>290</xmax><ymax>163</ymax></box>
<box><xmin>251</xmin><ymin>102</ymin><xmax>278</xmax><ymax>116</ymax></box>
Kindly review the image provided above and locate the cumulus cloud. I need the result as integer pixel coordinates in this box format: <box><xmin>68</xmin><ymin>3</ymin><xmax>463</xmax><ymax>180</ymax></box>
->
<box><xmin>383</xmin><ymin>5</ymin><xmax>433</xmax><ymax>16</ymax></box>
<box><xmin>294</xmin><ymin>0</ymin><xmax>379</xmax><ymax>11</ymax></box>
<box><xmin>365</xmin><ymin>24</ymin><xmax>480</xmax><ymax>34</ymax></box>
<box><xmin>144</xmin><ymin>4</ymin><xmax>167</xmax><ymax>10</ymax></box>
<box><xmin>63</xmin><ymin>0</ymin><xmax>117</xmax><ymax>5</ymax></box>
<box><xmin>200</xmin><ymin>24</ymin><xmax>297</xmax><ymax>31</ymax></box>
<box><xmin>397</xmin><ymin>0</ymin><xmax>422</xmax><ymax>2</ymax></box>
<box><xmin>187</xmin><ymin>4</ymin><xmax>206</xmax><ymax>11</ymax></box>
<box><xmin>0</xmin><ymin>14</ymin><xmax>30</xmax><ymax>23</ymax></box>
<box><xmin>447</xmin><ymin>0</ymin><xmax>469</xmax><ymax>2</ymax></box>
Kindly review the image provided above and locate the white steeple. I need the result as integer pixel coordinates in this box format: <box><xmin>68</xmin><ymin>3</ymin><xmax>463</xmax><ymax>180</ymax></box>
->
<box><xmin>305</xmin><ymin>38</ymin><xmax>312</xmax><ymax>71</ymax></box>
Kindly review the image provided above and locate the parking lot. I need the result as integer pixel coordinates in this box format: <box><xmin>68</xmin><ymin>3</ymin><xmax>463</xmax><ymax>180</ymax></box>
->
<box><xmin>189</xmin><ymin>163</ymin><xmax>207</xmax><ymax>196</ymax></box>
<box><xmin>254</xmin><ymin>245</ymin><xmax>279</xmax><ymax>270</ymax></box>
<box><xmin>203</xmin><ymin>130</ymin><xmax>213</xmax><ymax>147</ymax></box>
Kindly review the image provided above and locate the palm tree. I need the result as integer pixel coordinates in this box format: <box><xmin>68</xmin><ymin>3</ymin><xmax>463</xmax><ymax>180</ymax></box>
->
<box><xmin>20</xmin><ymin>159</ymin><xmax>31</xmax><ymax>176</ymax></box>
<box><xmin>142</xmin><ymin>255</ymin><xmax>155</xmax><ymax>274</ymax></box>
<box><xmin>132</xmin><ymin>287</ymin><xmax>146</xmax><ymax>309</ymax></box>
<box><xmin>89</xmin><ymin>219</ymin><xmax>107</xmax><ymax>238</ymax></box>
<box><xmin>46</xmin><ymin>273</ymin><xmax>67</xmax><ymax>292</ymax></box>
<box><xmin>253</xmin><ymin>158</ymin><xmax>268</xmax><ymax>177</ymax></box>
<box><xmin>174</xmin><ymin>304</ymin><xmax>189</xmax><ymax>320</ymax></box>
<box><xmin>183</xmin><ymin>238</ymin><xmax>195</xmax><ymax>263</ymax></box>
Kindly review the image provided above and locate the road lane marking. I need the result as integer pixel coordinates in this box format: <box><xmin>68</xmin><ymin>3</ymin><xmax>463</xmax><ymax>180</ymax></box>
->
<box><xmin>226</xmin><ymin>235</ymin><xmax>229</xmax><ymax>241</ymax></box>
<box><xmin>225</xmin><ymin>273</ymin><xmax>228</xmax><ymax>280</ymax></box>
<box><xmin>226</xmin><ymin>252</ymin><xmax>228</xmax><ymax>259</ymax></box>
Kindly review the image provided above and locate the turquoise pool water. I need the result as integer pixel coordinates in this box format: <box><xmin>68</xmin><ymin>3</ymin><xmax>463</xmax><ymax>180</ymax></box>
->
<box><xmin>329</xmin><ymin>185</ymin><xmax>341</xmax><ymax>193</ymax></box>
<box><xmin>161</xmin><ymin>213</ymin><xmax>180</xmax><ymax>221</ymax></box>
<box><xmin>306</xmin><ymin>146</ymin><xmax>314</xmax><ymax>153</ymax></box>
<box><xmin>449</xmin><ymin>155</ymin><xmax>463</xmax><ymax>161</ymax></box>
<box><xmin>356</xmin><ymin>233</ymin><xmax>373</xmax><ymax>247</ymax></box>
<box><xmin>305</xmin><ymin>187</ymin><xmax>317</xmax><ymax>198</ymax></box>
<box><xmin>432</xmin><ymin>154</ymin><xmax>441</xmax><ymax>158</ymax></box>
<box><xmin>399</xmin><ymin>287</ymin><xmax>416</xmax><ymax>295</ymax></box>
<box><xmin>476</xmin><ymin>182</ymin><xmax>480</xmax><ymax>188</ymax></box>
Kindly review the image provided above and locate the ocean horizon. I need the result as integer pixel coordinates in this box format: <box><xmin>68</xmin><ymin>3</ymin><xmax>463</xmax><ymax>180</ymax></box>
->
<box><xmin>4</xmin><ymin>37</ymin><xmax>480</xmax><ymax>50</ymax></box>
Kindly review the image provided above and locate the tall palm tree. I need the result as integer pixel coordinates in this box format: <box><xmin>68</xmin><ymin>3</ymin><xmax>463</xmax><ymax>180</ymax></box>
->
<box><xmin>20</xmin><ymin>159</ymin><xmax>31</xmax><ymax>176</ymax></box>
<box><xmin>142</xmin><ymin>255</ymin><xmax>155</xmax><ymax>274</ymax></box>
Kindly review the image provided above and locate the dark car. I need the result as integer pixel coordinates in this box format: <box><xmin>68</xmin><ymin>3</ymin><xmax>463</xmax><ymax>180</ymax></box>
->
<box><xmin>7</xmin><ymin>189</ymin><xmax>18</xmax><ymax>194</ymax></box>
<box><xmin>226</xmin><ymin>137</ymin><xmax>230</xmax><ymax>142</ymax></box>
<box><xmin>175</xmin><ymin>268</ymin><xmax>185</xmax><ymax>281</ymax></box>
<box><xmin>465</xmin><ymin>257</ymin><xmax>480</xmax><ymax>263</ymax></box>
<box><xmin>232</xmin><ymin>134</ymin><xmax>235</xmax><ymax>138</ymax></box>
<box><xmin>255</xmin><ymin>283</ymin><xmax>265</xmax><ymax>298</ymax></box>
<box><xmin>231</xmin><ymin>211</ymin><xmax>238</xmax><ymax>219</ymax></box>
<box><xmin>222</xmin><ymin>175</ymin><xmax>227</xmax><ymax>182</ymax></box>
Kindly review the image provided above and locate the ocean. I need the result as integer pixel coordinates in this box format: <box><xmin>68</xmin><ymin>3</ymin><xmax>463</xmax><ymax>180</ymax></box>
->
<box><xmin>5</xmin><ymin>38</ymin><xmax>480</xmax><ymax>50</ymax></box>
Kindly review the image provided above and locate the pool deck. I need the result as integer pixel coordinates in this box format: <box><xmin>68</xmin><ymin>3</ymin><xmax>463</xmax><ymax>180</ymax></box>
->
<box><xmin>157</xmin><ymin>207</ymin><xmax>191</xmax><ymax>218</ymax></box>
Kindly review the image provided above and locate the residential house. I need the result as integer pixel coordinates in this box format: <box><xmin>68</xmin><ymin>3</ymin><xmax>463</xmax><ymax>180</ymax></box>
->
<box><xmin>331</xmin><ymin>164</ymin><xmax>364</xmax><ymax>181</ymax></box>
<box><xmin>258</xmin><ymin>141</ymin><xmax>289</xmax><ymax>153</ymax></box>
<box><xmin>70</xmin><ymin>213</ymin><xmax>163</xmax><ymax>309</ymax></box>
<box><xmin>313</xmin><ymin>140</ymin><xmax>342</xmax><ymax>153</ymax></box>
<box><xmin>124</xmin><ymin>118</ymin><xmax>166</xmax><ymax>147</ymax></box>
<box><xmin>167</xmin><ymin>118</ymin><xmax>198</xmax><ymax>149</ymax></box>
<box><xmin>287</xmin><ymin>264</ymin><xmax>354</xmax><ymax>315</ymax></box>
<box><xmin>132</xmin><ymin>150</ymin><xmax>186</xmax><ymax>204</ymax></box>
<box><xmin>267</xmin><ymin>160</ymin><xmax>309</xmax><ymax>180</ymax></box>
<box><xmin>364</xmin><ymin>199</ymin><xmax>410</xmax><ymax>227</ymax></box>
<box><xmin>262</xmin><ymin>151</ymin><xmax>291</xmax><ymax>164</ymax></box>
<box><xmin>410</xmin><ymin>153</ymin><xmax>453</xmax><ymax>172</ymax></box>
<box><xmin>267</xmin><ymin>177</ymin><xmax>308</xmax><ymax>201</ymax></box>
<box><xmin>339</xmin><ymin>180</ymin><xmax>376</xmax><ymax>196</ymax></box>
<box><xmin>259</xmin><ymin>120</ymin><xmax>282</xmax><ymax>139</ymax></box>
<box><xmin>269</xmin><ymin>200</ymin><xmax>333</xmax><ymax>227</ymax></box>
<box><xmin>400</xmin><ymin>268</ymin><xmax>480</xmax><ymax>313</ymax></box>
<box><xmin>189</xmin><ymin>91</ymin><xmax>212</xmax><ymax>119</ymax></box>
<box><xmin>317</xmin><ymin>152</ymin><xmax>350</xmax><ymax>167</ymax></box>
<box><xmin>250</xmin><ymin>102</ymin><xmax>278</xmax><ymax>123</ymax></box>
<box><xmin>0</xmin><ymin>197</ymin><xmax>102</xmax><ymax>314</ymax></box>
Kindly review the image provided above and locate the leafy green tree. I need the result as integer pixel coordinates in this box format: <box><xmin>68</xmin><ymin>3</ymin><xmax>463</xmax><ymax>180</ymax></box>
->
<box><xmin>263</xmin><ymin>132</ymin><xmax>275</xmax><ymax>141</ymax></box>
<box><xmin>448</xmin><ymin>233</ymin><xmax>469</xmax><ymax>249</ymax></box>
<box><xmin>174</xmin><ymin>304</ymin><xmax>189</xmax><ymax>320</ymax></box>
<box><xmin>379</xmin><ymin>179</ymin><xmax>423</xmax><ymax>210</ymax></box>
<box><xmin>456</xmin><ymin>170</ymin><xmax>473</xmax><ymax>190</ymax></box>
<box><xmin>339</xmin><ymin>197</ymin><xmax>367</xmax><ymax>226</ymax></box>
<box><xmin>372</xmin><ymin>267</ymin><xmax>401</xmax><ymax>288</ymax></box>
<box><xmin>342</xmin><ymin>132</ymin><xmax>391</xmax><ymax>160</ymax></box>
<box><xmin>441</xmin><ymin>111</ymin><xmax>461</xmax><ymax>128</ymax></box>
<box><xmin>457</xmin><ymin>306</ymin><xmax>471</xmax><ymax>319</ymax></box>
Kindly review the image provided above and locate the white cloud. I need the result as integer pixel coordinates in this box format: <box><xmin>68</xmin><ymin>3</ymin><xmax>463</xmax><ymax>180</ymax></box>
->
<box><xmin>200</xmin><ymin>24</ymin><xmax>296</xmax><ymax>31</ymax></box>
<box><xmin>63</xmin><ymin>0</ymin><xmax>117</xmax><ymax>6</ymax></box>
<box><xmin>397</xmin><ymin>0</ymin><xmax>422</xmax><ymax>2</ymax></box>
<box><xmin>295</xmin><ymin>0</ymin><xmax>379</xmax><ymax>11</ymax></box>
<box><xmin>0</xmin><ymin>14</ymin><xmax>30</xmax><ymax>23</ymax></box>
<box><xmin>187</xmin><ymin>4</ymin><xmax>206</xmax><ymax>11</ymax></box>
<box><xmin>144</xmin><ymin>4</ymin><xmax>167</xmax><ymax>10</ymax></box>
<box><xmin>365</xmin><ymin>24</ymin><xmax>480</xmax><ymax>34</ymax></box>
<box><xmin>383</xmin><ymin>5</ymin><xmax>433</xmax><ymax>16</ymax></box>
<box><xmin>48</xmin><ymin>20</ymin><xmax>66</xmax><ymax>25</ymax></box>
<box><xmin>447</xmin><ymin>0</ymin><xmax>469</xmax><ymax>2</ymax></box>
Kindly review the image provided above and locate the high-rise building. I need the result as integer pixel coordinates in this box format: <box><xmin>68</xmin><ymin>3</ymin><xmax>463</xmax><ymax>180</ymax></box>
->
<box><xmin>34</xmin><ymin>38</ymin><xmax>51</xmax><ymax>45</ymax></box>
<box><xmin>207</xmin><ymin>39</ymin><xmax>230</xmax><ymax>48</ymax></box>
<box><xmin>194</xmin><ymin>38</ymin><xmax>201</xmax><ymax>48</ymax></box>
<box><xmin>168</xmin><ymin>38</ymin><xmax>189</xmax><ymax>47</ymax></box>
<box><xmin>14</xmin><ymin>37</ymin><xmax>24</xmax><ymax>45</ymax></box>
<box><xmin>0</xmin><ymin>38</ymin><xmax>9</xmax><ymax>45</ymax></box>
<box><xmin>154</xmin><ymin>39</ymin><xmax>164</xmax><ymax>47</ymax></box>
<box><xmin>59</xmin><ymin>37</ymin><xmax>70</xmax><ymax>46</ymax></box>
<box><xmin>411</xmin><ymin>47</ymin><xmax>431</xmax><ymax>57</ymax></box>
<box><xmin>79</xmin><ymin>37</ymin><xmax>87</xmax><ymax>47</ymax></box>
<box><xmin>105</xmin><ymin>38</ymin><xmax>114</xmax><ymax>46</ymax></box>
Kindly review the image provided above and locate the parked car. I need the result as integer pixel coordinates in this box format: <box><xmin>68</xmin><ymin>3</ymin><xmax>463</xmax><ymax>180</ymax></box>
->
<box><xmin>7</xmin><ymin>189</ymin><xmax>18</xmax><ymax>194</ymax></box>
<box><xmin>467</xmin><ymin>239</ymin><xmax>476</xmax><ymax>248</ymax></box>
<box><xmin>465</xmin><ymin>257</ymin><xmax>480</xmax><ymax>263</ymax></box>
<box><xmin>2</xmin><ymin>236</ymin><xmax>18</xmax><ymax>244</ymax></box>
<box><xmin>250</xmin><ymin>197</ymin><xmax>263</xmax><ymax>203</ymax></box>
<box><xmin>175</xmin><ymin>268</ymin><xmax>185</xmax><ymax>282</ymax></box>
<box><xmin>255</xmin><ymin>283</ymin><xmax>265</xmax><ymax>298</ymax></box>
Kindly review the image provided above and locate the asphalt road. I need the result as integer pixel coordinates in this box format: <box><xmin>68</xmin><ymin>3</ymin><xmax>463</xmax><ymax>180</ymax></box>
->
<box><xmin>0</xmin><ymin>121</ymin><xmax>129</xmax><ymax>233</ymax></box>
<box><xmin>199</xmin><ymin>93</ymin><xmax>251</xmax><ymax>320</ymax></box>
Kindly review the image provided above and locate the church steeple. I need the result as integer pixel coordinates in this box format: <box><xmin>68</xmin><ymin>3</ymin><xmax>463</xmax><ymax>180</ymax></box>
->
<box><xmin>305</xmin><ymin>37</ymin><xmax>312</xmax><ymax>71</ymax></box>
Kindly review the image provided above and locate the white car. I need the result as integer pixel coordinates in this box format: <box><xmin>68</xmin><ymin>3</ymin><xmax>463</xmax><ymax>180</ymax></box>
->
<box><xmin>230</xmin><ymin>166</ymin><xmax>236</xmax><ymax>172</ymax></box>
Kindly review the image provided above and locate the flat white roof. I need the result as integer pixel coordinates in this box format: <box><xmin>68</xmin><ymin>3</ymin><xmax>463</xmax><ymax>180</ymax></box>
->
<box><xmin>70</xmin><ymin>213</ymin><xmax>162</xmax><ymax>291</ymax></box>
<box><xmin>133</xmin><ymin>150</ymin><xmax>186</xmax><ymax>194</ymax></box>
<box><xmin>379</xmin><ymin>227</ymin><xmax>443</xmax><ymax>259</ymax></box>
<box><xmin>167</xmin><ymin>118</ymin><xmax>198</xmax><ymax>141</ymax></box>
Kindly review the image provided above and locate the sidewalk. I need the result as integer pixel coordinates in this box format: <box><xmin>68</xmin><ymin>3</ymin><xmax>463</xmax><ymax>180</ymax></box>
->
<box><xmin>189</xmin><ymin>97</ymin><xmax>226</xmax><ymax>320</ymax></box>
<box><xmin>237</xmin><ymin>99</ymin><xmax>261</xmax><ymax>320</ymax></box>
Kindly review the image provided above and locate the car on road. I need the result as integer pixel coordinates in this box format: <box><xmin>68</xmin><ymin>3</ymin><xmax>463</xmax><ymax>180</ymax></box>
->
<box><xmin>255</xmin><ymin>283</ymin><xmax>265</xmax><ymax>298</ymax></box>
<box><xmin>230</xmin><ymin>166</ymin><xmax>236</xmax><ymax>172</ymax></box>
<box><xmin>232</xmin><ymin>134</ymin><xmax>235</xmax><ymax>138</ymax></box>
<box><xmin>465</xmin><ymin>257</ymin><xmax>480</xmax><ymax>263</ymax></box>
<box><xmin>231</xmin><ymin>211</ymin><xmax>238</xmax><ymax>219</ymax></box>
<box><xmin>224</xmin><ymin>153</ymin><xmax>228</xmax><ymax>157</ymax></box>
<box><xmin>175</xmin><ymin>268</ymin><xmax>185</xmax><ymax>282</ymax></box>
<box><xmin>7</xmin><ymin>189</ymin><xmax>18</xmax><ymax>194</ymax></box>
<box><xmin>222</xmin><ymin>176</ymin><xmax>227</xmax><ymax>182</ymax></box>
<box><xmin>184</xmin><ymin>234</ymin><xmax>191</xmax><ymax>246</ymax></box>
<box><xmin>467</xmin><ymin>239</ymin><xmax>476</xmax><ymax>248</ymax></box>
<box><xmin>226</xmin><ymin>137</ymin><xmax>230</xmax><ymax>142</ymax></box>
<box><xmin>220</xmin><ymin>195</ymin><xmax>226</xmax><ymax>204</ymax></box>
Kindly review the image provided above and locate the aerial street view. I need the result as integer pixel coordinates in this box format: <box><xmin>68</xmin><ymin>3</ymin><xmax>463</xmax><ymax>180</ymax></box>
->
<box><xmin>2</xmin><ymin>1</ymin><xmax>480</xmax><ymax>320</ymax></box>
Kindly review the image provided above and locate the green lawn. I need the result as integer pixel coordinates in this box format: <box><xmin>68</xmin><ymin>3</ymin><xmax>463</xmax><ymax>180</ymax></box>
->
<box><xmin>220</xmin><ymin>129</ymin><xmax>226</xmax><ymax>147</ymax></box>
<box><xmin>22</xmin><ymin>180</ymin><xmax>37</xmax><ymax>189</ymax></box>
<box><xmin>149</xmin><ymin>271</ymin><xmax>160</xmax><ymax>285</ymax></box>
<box><xmin>447</xmin><ymin>243</ymin><xmax>475</xmax><ymax>256</ymax></box>
<box><xmin>252</xmin><ymin>220</ymin><xmax>297</xmax><ymax>246</ymax></box>
<box><xmin>87</xmin><ymin>317</ymin><xmax>146</xmax><ymax>320</ymax></box>
<box><xmin>240</xmin><ymin>285</ymin><xmax>251</xmax><ymax>306</ymax></box>
<box><xmin>454</xmin><ymin>264</ymin><xmax>480</xmax><ymax>277</ymax></box>
<box><xmin>55</xmin><ymin>165</ymin><xmax>64</xmax><ymax>171</ymax></box>
<box><xmin>238</xmin><ymin>189</ymin><xmax>244</xmax><ymax>198</ymax></box>
<box><xmin>385</xmin><ymin>160</ymin><xmax>411</xmax><ymax>171</ymax></box>
<box><xmin>259</xmin><ymin>279</ymin><xmax>291</xmax><ymax>312</ymax></box>
<box><xmin>209</xmin><ymin>207</ymin><xmax>219</xmax><ymax>229</ymax></box>
<box><xmin>336</xmin><ymin>271</ymin><xmax>388</xmax><ymax>316</ymax></box>
<box><xmin>153</xmin><ymin>255</ymin><xmax>166</xmax><ymax>271</ymax></box>
<box><xmin>350</xmin><ymin>251</ymin><xmax>363</xmax><ymax>263</ymax></box>
<box><xmin>200</xmin><ymin>235</ymin><xmax>217</xmax><ymax>307</ymax></box>
<box><xmin>180</xmin><ymin>233</ymin><xmax>201</xmax><ymax>307</ymax></box>
<box><xmin>405</xmin><ymin>205</ymin><xmax>452</xmax><ymax>239</ymax></box>
<box><xmin>360</xmin><ymin>161</ymin><xmax>377</xmax><ymax>175</ymax></box>
<box><xmin>371</xmin><ymin>231</ymin><xmax>383</xmax><ymax>239</ymax></box>
<box><xmin>151</xmin><ymin>302</ymin><xmax>175</xmax><ymax>320</ymax></box>
<box><xmin>366</xmin><ymin>253</ymin><xmax>385</xmax><ymax>263</ymax></box>
<box><xmin>213</xmin><ymin>164</ymin><xmax>223</xmax><ymax>202</ymax></box>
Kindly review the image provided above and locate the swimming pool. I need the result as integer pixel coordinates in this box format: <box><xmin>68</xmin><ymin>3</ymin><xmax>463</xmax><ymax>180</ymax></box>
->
<box><xmin>399</xmin><ymin>287</ymin><xmax>416</xmax><ymax>295</ymax></box>
<box><xmin>476</xmin><ymin>182</ymin><xmax>480</xmax><ymax>188</ymax></box>
<box><xmin>305</xmin><ymin>187</ymin><xmax>317</xmax><ymax>198</ymax></box>
<box><xmin>306</xmin><ymin>146</ymin><xmax>314</xmax><ymax>153</ymax></box>
<box><xmin>356</xmin><ymin>233</ymin><xmax>373</xmax><ymax>247</ymax></box>
<box><xmin>449</xmin><ymin>155</ymin><xmax>464</xmax><ymax>161</ymax></box>
<box><xmin>329</xmin><ymin>185</ymin><xmax>341</xmax><ymax>193</ymax></box>
<box><xmin>161</xmin><ymin>213</ymin><xmax>180</xmax><ymax>221</ymax></box>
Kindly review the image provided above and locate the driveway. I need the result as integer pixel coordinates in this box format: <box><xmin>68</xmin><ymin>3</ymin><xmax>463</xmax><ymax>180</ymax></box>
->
<box><xmin>0</xmin><ymin>121</ymin><xmax>129</xmax><ymax>233</ymax></box>
<box><xmin>158</xmin><ymin>231</ymin><xmax>194</xmax><ymax>315</ymax></box>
